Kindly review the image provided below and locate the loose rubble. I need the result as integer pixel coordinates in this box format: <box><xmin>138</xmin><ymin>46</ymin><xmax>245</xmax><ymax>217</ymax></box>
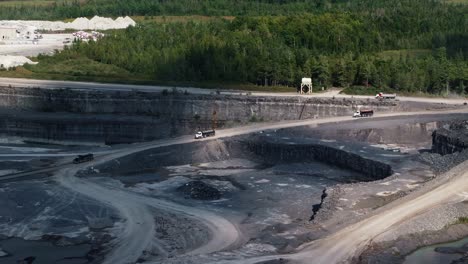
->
<box><xmin>176</xmin><ymin>181</ymin><xmax>222</xmax><ymax>200</ymax></box>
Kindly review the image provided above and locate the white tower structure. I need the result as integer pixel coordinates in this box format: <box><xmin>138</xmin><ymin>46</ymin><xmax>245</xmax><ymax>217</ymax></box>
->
<box><xmin>301</xmin><ymin>78</ymin><xmax>312</xmax><ymax>94</ymax></box>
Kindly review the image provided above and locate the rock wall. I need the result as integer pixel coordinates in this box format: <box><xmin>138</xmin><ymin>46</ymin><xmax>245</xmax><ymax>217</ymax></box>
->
<box><xmin>432</xmin><ymin>121</ymin><xmax>468</xmax><ymax>155</ymax></box>
<box><xmin>0</xmin><ymin>85</ymin><xmax>399</xmax><ymax>143</ymax></box>
<box><xmin>243</xmin><ymin>140</ymin><xmax>393</xmax><ymax>180</ymax></box>
<box><xmin>0</xmin><ymin>111</ymin><xmax>171</xmax><ymax>144</ymax></box>
<box><xmin>94</xmin><ymin>137</ymin><xmax>393</xmax><ymax>182</ymax></box>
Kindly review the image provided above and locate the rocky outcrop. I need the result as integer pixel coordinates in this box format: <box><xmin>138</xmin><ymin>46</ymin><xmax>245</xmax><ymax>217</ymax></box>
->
<box><xmin>432</xmin><ymin>121</ymin><xmax>468</xmax><ymax>155</ymax></box>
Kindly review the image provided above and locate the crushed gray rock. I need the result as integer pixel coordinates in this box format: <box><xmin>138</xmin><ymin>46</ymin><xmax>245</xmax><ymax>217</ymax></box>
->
<box><xmin>176</xmin><ymin>181</ymin><xmax>221</xmax><ymax>200</ymax></box>
<box><xmin>419</xmin><ymin>149</ymin><xmax>468</xmax><ymax>174</ymax></box>
<box><xmin>432</xmin><ymin>120</ymin><xmax>468</xmax><ymax>155</ymax></box>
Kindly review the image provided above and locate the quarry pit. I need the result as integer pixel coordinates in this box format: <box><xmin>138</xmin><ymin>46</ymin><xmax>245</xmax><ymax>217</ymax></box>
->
<box><xmin>0</xmin><ymin>85</ymin><xmax>466</xmax><ymax>264</ymax></box>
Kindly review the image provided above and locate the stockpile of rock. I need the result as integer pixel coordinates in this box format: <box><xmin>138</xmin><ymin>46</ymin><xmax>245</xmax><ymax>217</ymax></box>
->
<box><xmin>420</xmin><ymin>149</ymin><xmax>468</xmax><ymax>174</ymax></box>
<box><xmin>0</xmin><ymin>16</ymin><xmax>136</xmax><ymax>31</ymax></box>
<box><xmin>0</xmin><ymin>55</ymin><xmax>37</xmax><ymax>69</ymax></box>
<box><xmin>421</xmin><ymin>121</ymin><xmax>468</xmax><ymax>173</ymax></box>
<box><xmin>176</xmin><ymin>181</ymin><xmax>221</xmax><ymax>200</ymax></box>
<box><xmin>432</xmin><ymin>121</ymin><xmax>468</xmax><ymax>155</ymax></box>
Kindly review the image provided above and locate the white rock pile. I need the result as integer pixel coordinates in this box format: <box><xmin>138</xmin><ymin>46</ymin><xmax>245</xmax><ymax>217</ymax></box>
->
<box><xmin>0</xmin><ymin>16</ymin><xmax>136</xmax><ymax>31</ymax></box>
<box><xmin>0</xmin><ymin>55</ymin><xmax>38</xmax><ymax>69</ymax></box>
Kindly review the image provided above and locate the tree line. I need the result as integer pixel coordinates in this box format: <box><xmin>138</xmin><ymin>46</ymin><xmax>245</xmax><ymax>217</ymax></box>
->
<box><xmin>19</xmin><ymin>0</ymin><xmax>468</xmax><ymax>94</ymax></box>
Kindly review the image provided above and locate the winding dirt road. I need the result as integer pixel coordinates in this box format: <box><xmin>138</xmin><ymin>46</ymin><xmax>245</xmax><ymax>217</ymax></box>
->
<box><xmin>57</xmin><ymin>167</ymin><xmax>241</xmax><ymax>264</ymax></box>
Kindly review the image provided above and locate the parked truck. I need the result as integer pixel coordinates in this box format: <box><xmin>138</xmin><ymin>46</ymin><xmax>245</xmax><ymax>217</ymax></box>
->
<box><xmin>353</xmin><ymin>108</ymin><xmax>374</xmax><ymax>118</ymax></box>
<box><xmin>375</xmin><ymin>92</ymin><xmax>396</xmax><ymax>100</ymax></box>
<box><xmin>195</xmin><ymin>130</ymin><xmax>216</xmax><ymax>139</ymax></box>
<box><xmin>73</xmin><ymin>153</ymin><xmax>94</xmax><ymax>164</ymax></box>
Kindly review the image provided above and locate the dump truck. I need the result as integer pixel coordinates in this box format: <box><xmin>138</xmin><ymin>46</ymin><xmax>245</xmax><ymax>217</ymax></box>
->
<box><xmin>353</xmin><ymin>109</ymin><xmax>374</xmax><ymax>118</ymax></box>
<box><xmin>73</xmin><ymin>153</ymin><xmax>94</xmax><ymax>164</ymax></box>
<box><xmin>375</xmin><ymin>92</ymin><xmax>396</xmax><ymax>100</ymax></box>
<box><xmin>195</xmin><ymin>130</ymin><xmax>216</xmax><ymax>139</ymax></box>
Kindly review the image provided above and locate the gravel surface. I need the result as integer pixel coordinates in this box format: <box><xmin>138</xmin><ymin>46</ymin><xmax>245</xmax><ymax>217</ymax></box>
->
<box><xmin>176</xmin><ymin>180</ymin><xmax>222</xmax><ymax>200</ymax></box>
<box><xmin>419</xmin><ymin>149</ymin><xmax>468</xmax><ymax>174</ymax></box>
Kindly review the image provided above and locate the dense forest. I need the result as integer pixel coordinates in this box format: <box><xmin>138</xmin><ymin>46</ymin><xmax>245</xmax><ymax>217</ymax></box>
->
<box><xmin>0</xmin><ymin>0</ymin><xmax>463</xmax><ymax>20</ymax></box>
<box><xmin>6</xmin><ymin>0</ymin><xmax>468</xmax><ymax>94</ymax></box>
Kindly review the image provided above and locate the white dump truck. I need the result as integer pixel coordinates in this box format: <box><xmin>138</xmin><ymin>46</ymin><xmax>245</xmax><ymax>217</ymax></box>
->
<box><xmin>195</xmin><ymin>130</ymin><xmax>216</xmax><ymax>139</ymax></box>
<box><xmin>375</xmin><ymin>92</ymin><xmax>396</xmax><ymax>100</ymax></box>
<box><xmin>353</xmin><ymin>109</ymin><xmax>374</xmax><ymax>118</ymax></box>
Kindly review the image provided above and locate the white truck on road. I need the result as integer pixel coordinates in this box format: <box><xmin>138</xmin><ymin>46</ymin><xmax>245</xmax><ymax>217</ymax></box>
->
<box><xmin>375</xmin><ymin>92</ymin><xmax>396</xmax><ymax>100</ymax></box>
<box><xmin>353</xmin><ymin>109</ymin><xmax>374</xmax><ymax>118</ymax></box>
<box><xmin>195</xmin><ymin>130</ymin><xmax>216</xmax><ymax>139</ymax></box>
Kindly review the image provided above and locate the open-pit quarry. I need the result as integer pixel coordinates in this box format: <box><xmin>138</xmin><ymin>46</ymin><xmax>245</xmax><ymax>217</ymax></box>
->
<box><xmin>0</xmin><ymin>82</ymin><xmax>466</xmax><ymax>264</ymax></box>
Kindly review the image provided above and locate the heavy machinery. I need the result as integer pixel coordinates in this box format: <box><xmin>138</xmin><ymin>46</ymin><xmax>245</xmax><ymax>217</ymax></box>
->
<box><xmin>195</xmin><ymin>130</ymin><xmax>216</xmax><ymax>139</ymax></box>
<box><xmin>73</xmin><ymin>153</ymin><xmax>94</xmax><ymax>164</ymax></box>
<box><xmin>353</xmin><ymin>108</ymin><xmax>374</xmax><ymax>118</ymax></box>
<box><xmin>375</xmin><ymin>92</ymin><xmax>396</xmax><ymax>100</ymax></box>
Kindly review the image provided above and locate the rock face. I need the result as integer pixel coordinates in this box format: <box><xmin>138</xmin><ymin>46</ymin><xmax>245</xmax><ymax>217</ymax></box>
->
<box><xmin>424</xmin><ymin>121</ymin><xmax>468</xmax><ymax>173</ymax></box>
<box><xmin>432</xmin><ymin>121</ymin><xmax>468</xmax><ymax>155</ymax></box>
<box><xmin>244</xmin><ymin>140</ymin><xmax>393</xmax><ymax>180</ymax></box>
<box><xmin>0</xmin><ymin>86</ymin><xmax>401</xmax><ymax>143</ymax></box>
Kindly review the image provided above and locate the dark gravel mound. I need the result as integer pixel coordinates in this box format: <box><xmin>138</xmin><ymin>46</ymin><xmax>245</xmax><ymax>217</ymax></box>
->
<box><xmin>424</xmin><ymin>120</ymin><xmax>468</xmax><ymax>173</ymax></box>
<box><xmin>177</xmin><ymin>181</ymin><xmax>221</xmax><ymax>200</ymax></box>
<box><xmin>420</xmin><ymin>149</ymin><xmax>468</xmax><ymax>174</ymax></box>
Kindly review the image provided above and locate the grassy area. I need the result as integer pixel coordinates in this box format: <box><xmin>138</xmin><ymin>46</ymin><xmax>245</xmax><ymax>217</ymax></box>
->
<box><xmin>377</xmin><ymin>49</ymin><xmax>432</xmax><ymax>60</ymax></box>
<box><xmin>0</xmin><ymin>60</ymin><xmax>295</xmax><ymax>93</ymax></box>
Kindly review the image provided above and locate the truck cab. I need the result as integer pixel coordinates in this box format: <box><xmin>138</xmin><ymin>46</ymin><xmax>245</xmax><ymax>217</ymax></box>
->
<box><xmin>195</xmin><ymin>131</ymin><xmax>203</xmax><ymax>139</ymax></box>
<box><xmin>375</xmin><ymin>92</ymin><xmax>396</xmax><ymax>100</ymax></box>
<box><xmin>353</xmin><ymin>111</ymin><xmax>361</xmax><ymax>118</ymax></box>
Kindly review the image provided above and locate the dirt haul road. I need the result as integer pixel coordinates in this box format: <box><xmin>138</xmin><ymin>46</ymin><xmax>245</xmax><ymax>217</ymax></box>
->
<box><xmin>7</xmin><ymin>107</ymin><xmax>466</xmax><ymax>263</ymax></box>
<box><xmin>219</xmin><ymin>160</ymin><xmax>468</xmax><ymax>264</ymax></box>
<box><xmin>56</xmin><ymin>167</ymin><xmax>241</xmax><ymax>264</ymax></box>
<box><xmin>1</xmin><ymin>77</ymin><xmax>467</xmax><ymax>105</ymax></box>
